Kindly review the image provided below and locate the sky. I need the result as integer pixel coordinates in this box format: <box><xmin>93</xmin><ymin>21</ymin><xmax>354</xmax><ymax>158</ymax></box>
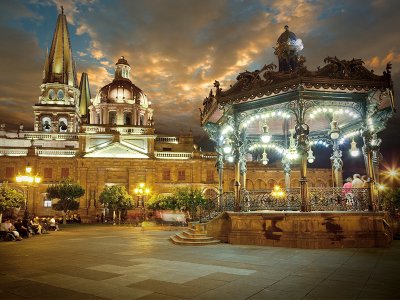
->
<box><xmin>0</xmin><ymin>0</ymin><xmax>399</xmax><ymax>172</ymax></box>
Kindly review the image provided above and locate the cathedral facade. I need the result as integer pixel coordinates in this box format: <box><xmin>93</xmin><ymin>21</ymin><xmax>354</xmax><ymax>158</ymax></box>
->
<box><xmin>0</xmin><ymin>10</ymin><xmax>331</xmax><ymax>222</ymax></box>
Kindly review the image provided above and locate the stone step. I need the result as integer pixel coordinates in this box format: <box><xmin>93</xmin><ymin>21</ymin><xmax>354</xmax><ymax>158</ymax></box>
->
<box><xmin>169</xmin><ymin>235</ymin><xmax>220</xmax><ymax>246</ymax></box>
<box><xmin>181</xmin><ymin>231</ymin><xmax>208</xmax><ymax>238</ymax></box>
<box><xmin>174</xmin><ymin>233</ymin><xmax>216</xmax><ymax>242</ymax></box>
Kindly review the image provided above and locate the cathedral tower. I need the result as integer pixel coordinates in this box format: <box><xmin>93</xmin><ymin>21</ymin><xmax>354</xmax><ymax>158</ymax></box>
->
<box><xmin>33</xmin><ymin>7</ymin><xmax>81</xmax><ymax>133</ymax></box>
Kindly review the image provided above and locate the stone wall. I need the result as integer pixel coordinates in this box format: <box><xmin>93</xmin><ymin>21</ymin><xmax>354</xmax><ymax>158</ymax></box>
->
<box><xmin>206</xmin><ymin>211</ymin><xmax>393</xmax><ymax>248</ymax></box>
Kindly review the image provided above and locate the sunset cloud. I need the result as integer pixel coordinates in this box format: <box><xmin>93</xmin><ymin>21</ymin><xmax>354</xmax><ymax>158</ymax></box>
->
<box><xmin>0</xmin><ymin>0</ymin><xmax>399</xmax><ymax>143</ymax></box>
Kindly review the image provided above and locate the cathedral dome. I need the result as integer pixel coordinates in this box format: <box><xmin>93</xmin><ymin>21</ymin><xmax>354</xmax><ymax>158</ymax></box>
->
<box><xmin>93</xmin><ymin>56</ymin><xmax>149</xmax><ymax>107</ymax></box>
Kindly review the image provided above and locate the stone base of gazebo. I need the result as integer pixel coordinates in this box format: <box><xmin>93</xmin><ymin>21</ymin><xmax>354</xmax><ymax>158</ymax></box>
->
<box><xmin>206</xmin><ymin>211</ymin><xmax>393</xmax><ymax>249</ymax></box>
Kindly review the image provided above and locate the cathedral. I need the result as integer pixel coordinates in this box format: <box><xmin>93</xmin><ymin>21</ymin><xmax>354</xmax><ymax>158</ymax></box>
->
<box><xmin>0</xmin><ymin>9</ymin><xmax>331</xmax><ymax>222</ymax></box>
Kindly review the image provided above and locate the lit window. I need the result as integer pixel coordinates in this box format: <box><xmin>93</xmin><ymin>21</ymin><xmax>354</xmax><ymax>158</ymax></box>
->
<box><xmin>43</xmin><ymin>200</ymin><xmax>52</xmax><ymax>208</ymax></box>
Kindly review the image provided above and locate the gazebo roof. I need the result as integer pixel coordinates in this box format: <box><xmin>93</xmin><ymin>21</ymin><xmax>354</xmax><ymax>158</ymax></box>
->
<box><xmin>200</xmin><ymin>57</ymin><xmax>394</xmax><ymax>127</ymax></box>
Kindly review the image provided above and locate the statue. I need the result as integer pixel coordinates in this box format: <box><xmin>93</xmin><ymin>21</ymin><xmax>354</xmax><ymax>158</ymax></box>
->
<box><xmin>274</xmin><ymin>25</ymin><xmax>304</xmax><ymax>72</ymax></box>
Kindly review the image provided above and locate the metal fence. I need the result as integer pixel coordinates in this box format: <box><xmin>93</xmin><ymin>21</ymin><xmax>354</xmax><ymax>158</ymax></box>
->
<box><xmin>216</xmin><ymin>187</ymin><xmax>371</xmax><ymax>212</ymax></box>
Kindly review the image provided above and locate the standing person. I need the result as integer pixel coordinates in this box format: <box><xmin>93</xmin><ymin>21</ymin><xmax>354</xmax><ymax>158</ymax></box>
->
<box><xmin>352</xmin><ymin>174</ymin><xmax>364</xmax><ymax>188</ymax></box>
<box><xmin>342</xmin><ymin>177</ymin><xmax>353</xmax><ymax>197</ymax></box>
<box><xmin>361</xmin><ymin>175</ymin><xmax>368</xmax><ymax>187</ymax></box>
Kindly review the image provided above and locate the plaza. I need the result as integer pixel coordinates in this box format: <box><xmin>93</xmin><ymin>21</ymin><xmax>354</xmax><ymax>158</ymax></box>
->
<box><xmin>0</xmin><ymin>225</ymin><xmax>399</xmax><ymax>300</ymax></box>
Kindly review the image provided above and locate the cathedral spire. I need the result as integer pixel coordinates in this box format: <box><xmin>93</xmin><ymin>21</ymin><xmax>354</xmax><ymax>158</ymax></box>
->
<box><xmin>79</xmin><ymin>72</ymin><xmax>91</xmax><ymax>121</ymax></box>
<box><xmin>43</xmin><ymin>7</ymin><xmax>77</xmax><ymax>87</ymax></box>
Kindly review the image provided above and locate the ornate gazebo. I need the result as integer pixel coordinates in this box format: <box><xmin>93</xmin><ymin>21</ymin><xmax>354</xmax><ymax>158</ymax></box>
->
<box><xmin>200</xmin><ymin>26</ymin><xmax>395</xmax><ymax>214</ymax></box>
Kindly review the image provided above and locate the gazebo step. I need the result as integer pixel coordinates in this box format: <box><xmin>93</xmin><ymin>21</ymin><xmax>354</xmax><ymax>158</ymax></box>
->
<box><xmin>181</xmin><ymin>231</ymin><xmax>208</xmax><ymax>238</ymax></box>
<box><xmin>170</xmin><ymin>235</ymin><xmax>220</xmax><ymax>246</ymax></box>
<box><xmin>174</xmin><ymin>233</ymin><xmax>216</xmax><ymax>242</ymax></box>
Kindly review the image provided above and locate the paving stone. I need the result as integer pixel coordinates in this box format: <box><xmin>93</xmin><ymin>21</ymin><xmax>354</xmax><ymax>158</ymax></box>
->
<box><xmin>1</xmin><ymin>225</ymin><xmax>399</xmax><ymax>300</ymax></box>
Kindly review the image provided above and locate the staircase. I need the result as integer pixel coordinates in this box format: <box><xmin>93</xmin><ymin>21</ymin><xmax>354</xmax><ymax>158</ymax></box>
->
<box><xmin>170</xmin><ymin>222</ymin><xmax>220</xmax><ymax>246</ymax></box>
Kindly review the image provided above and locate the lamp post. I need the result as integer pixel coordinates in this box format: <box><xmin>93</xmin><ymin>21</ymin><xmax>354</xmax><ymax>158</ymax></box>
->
<box><xmin>134</xmin><ymin>183</ymin><xmax>150</xmax><ymax>221</ymax></box>
<box><xmin>16</xmin><ymin>165</ymin><xmax>41</xmax><ymax>221</ymax></box>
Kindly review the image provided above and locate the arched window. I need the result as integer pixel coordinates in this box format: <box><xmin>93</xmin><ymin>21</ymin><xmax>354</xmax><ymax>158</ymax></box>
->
<box><xmin>256</xmin><ymin>179</ymin><xmax>267</xmax><ymax>190</ymax></box>
<box><xmin>58</xmin><ymin>117</ymin><xmax>68</xmax><ymax>132</ymax></box>
<box><xmin>203</xmin><ymin>188</ymin><xmax>218</xmax><ymax>200</ymax></box>
<box><xmin>267</xmin><ymin>179</ymin><xmax>276</xmax><ymax>189</ymax></box>
<box><xmin>124</xmin><ymin>112</ymin><xmax>132</xmax><ymax>125</ymax></box>
<box><xmin>41</xmin><ymin>116</ymin><xmax>51</xmax><ymax>132</ymax></box>
<box><xmin>109</xmin><ymin>111</ymin><xmax>117</xmax><ymax>125</ymax></box>
<box><xmin>246</xmin><ymin>179</ymin><xmax>254</xmax><ymax>190</ymax></box>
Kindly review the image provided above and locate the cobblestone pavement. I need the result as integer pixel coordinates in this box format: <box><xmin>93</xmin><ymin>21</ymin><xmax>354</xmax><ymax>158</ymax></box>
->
<box><xmin>0</xmin><ymin>225</ymin><xmax>399</xmax><ymax>299</ymax></box>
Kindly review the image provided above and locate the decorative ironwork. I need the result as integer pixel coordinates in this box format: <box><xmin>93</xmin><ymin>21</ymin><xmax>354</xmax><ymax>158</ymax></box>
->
<box><xmin>215</xmin><ymin>188</ymin><xmax>371</xmax><ymax>213</ymax></box>
<box><xmin>203</xmin><ymin>57</ymin><xmax>390</xmax><ymax>106</ymax></box>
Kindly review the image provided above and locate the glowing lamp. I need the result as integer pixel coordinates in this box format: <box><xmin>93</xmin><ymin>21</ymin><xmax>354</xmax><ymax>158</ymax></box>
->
<box><xmin>350</xmin><ymin>139</ymin><xmax>360</xmax><ymax>157</ymax></box>
<box><xmin>261</xmin><ymin>149</ymin><xmax>269</xmax><ymax>165</ymax></box>
<box><xmin>227</xmin><ymin>155</ymin><xmax>234</xmax><ymax>163</ymax></box>
<box><xmin>222</xmin><ymin>138</ymin><xmax>232</xmax><ymax>154</ymax></box>
<box><xmin>26</xmin><ymin>166</ymin><xmax>32</xmax><ymax>173</ymax></box>
<box><xmin>307</xmin><ymin>148</ymin><xmax>315</xmax><ymax>163</ymax></box>
<box><xmin>260</xmin><ymin>124</ymin><xmax>271</xmax><ymax>143</ymax></box>
<box><xmin>330</xmin><ymin>120</ymin><xmax>340</xmax><ymax>140</ymax></box>
<box><xmin>223</xmin><ymin>144</ymin><xmax>232</xmax><ymax>154</ymax></box>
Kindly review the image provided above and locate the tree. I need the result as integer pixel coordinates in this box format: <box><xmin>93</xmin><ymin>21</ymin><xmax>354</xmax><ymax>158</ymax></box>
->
<box><xmin>147</xmin><ymin>194</ymin><xmax>178</xmax><ymax>210</ymax></box>
<box><xmin>175</xmin><ymin>187</ymin><xmax>207</xmax><ymax>221</ymax></box>
<box><xmin>381</xmin><ymin>187</ymin><xmax>400</xmax><ymax>217</ymax></box>
<box><xmin>0</xmin><ymin>182</ymin><xmax>25</xmax><ymax>223</ymax></box>
<box><xmin>99</xmin><ymin>185</ymin><xmax>133</xmax><ymax>224</ymax></box>
<box><xmin>47</xmin><ymin>179</ymin><xmax>85</xmax><ymax>224</ymax></box>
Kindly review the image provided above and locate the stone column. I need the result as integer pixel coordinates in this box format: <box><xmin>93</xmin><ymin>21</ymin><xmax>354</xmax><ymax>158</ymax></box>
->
<box><xmin>330</xmin><ymin>140</ymin><xmax>343</xmax><ymax>187</ymax></box>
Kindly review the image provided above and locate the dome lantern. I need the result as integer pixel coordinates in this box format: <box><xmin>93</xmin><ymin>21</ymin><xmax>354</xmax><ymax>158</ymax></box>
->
<box><xmin>115</xmin><ymin>56</ymin><xmax>131</xmax><ymax>80</ymax></box>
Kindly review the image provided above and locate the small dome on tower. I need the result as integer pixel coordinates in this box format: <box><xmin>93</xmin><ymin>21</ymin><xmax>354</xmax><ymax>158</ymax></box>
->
<box><xmin>116</xmin><ymin>56</ymin><xmax>130</xmax><ymax>66</ymax></box>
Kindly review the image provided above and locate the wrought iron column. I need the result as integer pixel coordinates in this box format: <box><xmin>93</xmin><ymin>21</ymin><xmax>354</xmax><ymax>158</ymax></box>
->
<box><xmin>216</xmin><ymin>149</ymin><xmax>224</xmax><ymax>210</ymax></box>
<box><xmin>282</xmin><ymin>157</ymin><xmax>291</xmax><ymax>189</ymax></box>
<box><xmin>234</xmin><ymin>159</ymin><xmax>241</xmax><ymax>212</ymax></box>
<box><xmin>330</xmin><ymin>140</ymin><xmax>343</xmax><ymax>187</ymax></box>
<box><xmin>291</xmin><ymin>88</ymin><xmax>311</xmax><ymax>212</ymax></box>
<box><xmin>362</xmin><ymin>132</ymin><xmax>380</xmax><ymax>211</ymax></box>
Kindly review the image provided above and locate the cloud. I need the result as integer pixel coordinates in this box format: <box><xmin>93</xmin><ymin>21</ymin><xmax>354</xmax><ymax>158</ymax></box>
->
<box><xmin>366</xmin><ymin>50</ymin><xmax>400</xmax><ymax>69</ymax></box>
<box><xmin>1</xmin><ymin>0</ymin><xmax>400</xmax><ymax>148</ymax></box>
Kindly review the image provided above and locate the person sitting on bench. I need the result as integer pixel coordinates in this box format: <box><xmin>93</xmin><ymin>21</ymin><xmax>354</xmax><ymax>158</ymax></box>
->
<box><xmin>0</xmin><ymin>219</ymin><xmax>23</xmax><ymax>241</ymax></box>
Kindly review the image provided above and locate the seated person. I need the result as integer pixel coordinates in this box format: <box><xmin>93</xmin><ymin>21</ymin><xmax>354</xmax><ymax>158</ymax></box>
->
<box><xmin>29</xmin><ymin>218</ymin><xmax>42</xmax><ymax>234</ymax></box>
<box><xmin>49</xmin><ymin>217</ymin><xmax>59</xmax><ymax>231</ymax></box>
<box><xmin>14</xmin><ymin>219</ymin><xmax>30</xmax><ymax>238</ymax></box>
<box><xmin>0</xmin><ymin>219</ymin><xmax>23</xmax><ymax>241</ymax></box>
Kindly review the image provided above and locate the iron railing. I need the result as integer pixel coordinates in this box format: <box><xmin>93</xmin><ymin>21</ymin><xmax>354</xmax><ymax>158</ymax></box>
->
<box><xmin>216</xmin><ymin>187</ymin><xmax>371</xmax><ymax>212</ymax></box>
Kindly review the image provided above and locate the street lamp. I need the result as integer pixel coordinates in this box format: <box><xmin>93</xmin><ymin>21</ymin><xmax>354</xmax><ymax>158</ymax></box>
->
<box><xmin>134</xmin><ymin>183</ymin><xmax>150</xmax><ymax>222</ymax></box>
<box><xmin>16</xmin><ymin>165</ymin><xmax>41</xmax><ymax>221</ymax></box>
<box><xmin>134</xmin><ymin>183</ymin><xmax>150</xmax><ymax>208</ymax></box>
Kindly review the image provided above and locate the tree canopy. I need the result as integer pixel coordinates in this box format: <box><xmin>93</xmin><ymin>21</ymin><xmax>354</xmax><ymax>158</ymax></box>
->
<box><xmin>99</xmin><ymin>185</ymin><xmax>133</xmax><ymax>211</ymax></box>
<box><xmin>47</xmin><ymin>179</ymin><xmax>85</xmax><ymax>215</ymax></box>
<box><xmin>0</xmin><ymin>182</ymin><xmax>25</xmax><ymax>214</ymax></box>
<box><xmin>147</xmin><ymin>187</ymin><xmax>208</xmax><ymax>220</ymax></box>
